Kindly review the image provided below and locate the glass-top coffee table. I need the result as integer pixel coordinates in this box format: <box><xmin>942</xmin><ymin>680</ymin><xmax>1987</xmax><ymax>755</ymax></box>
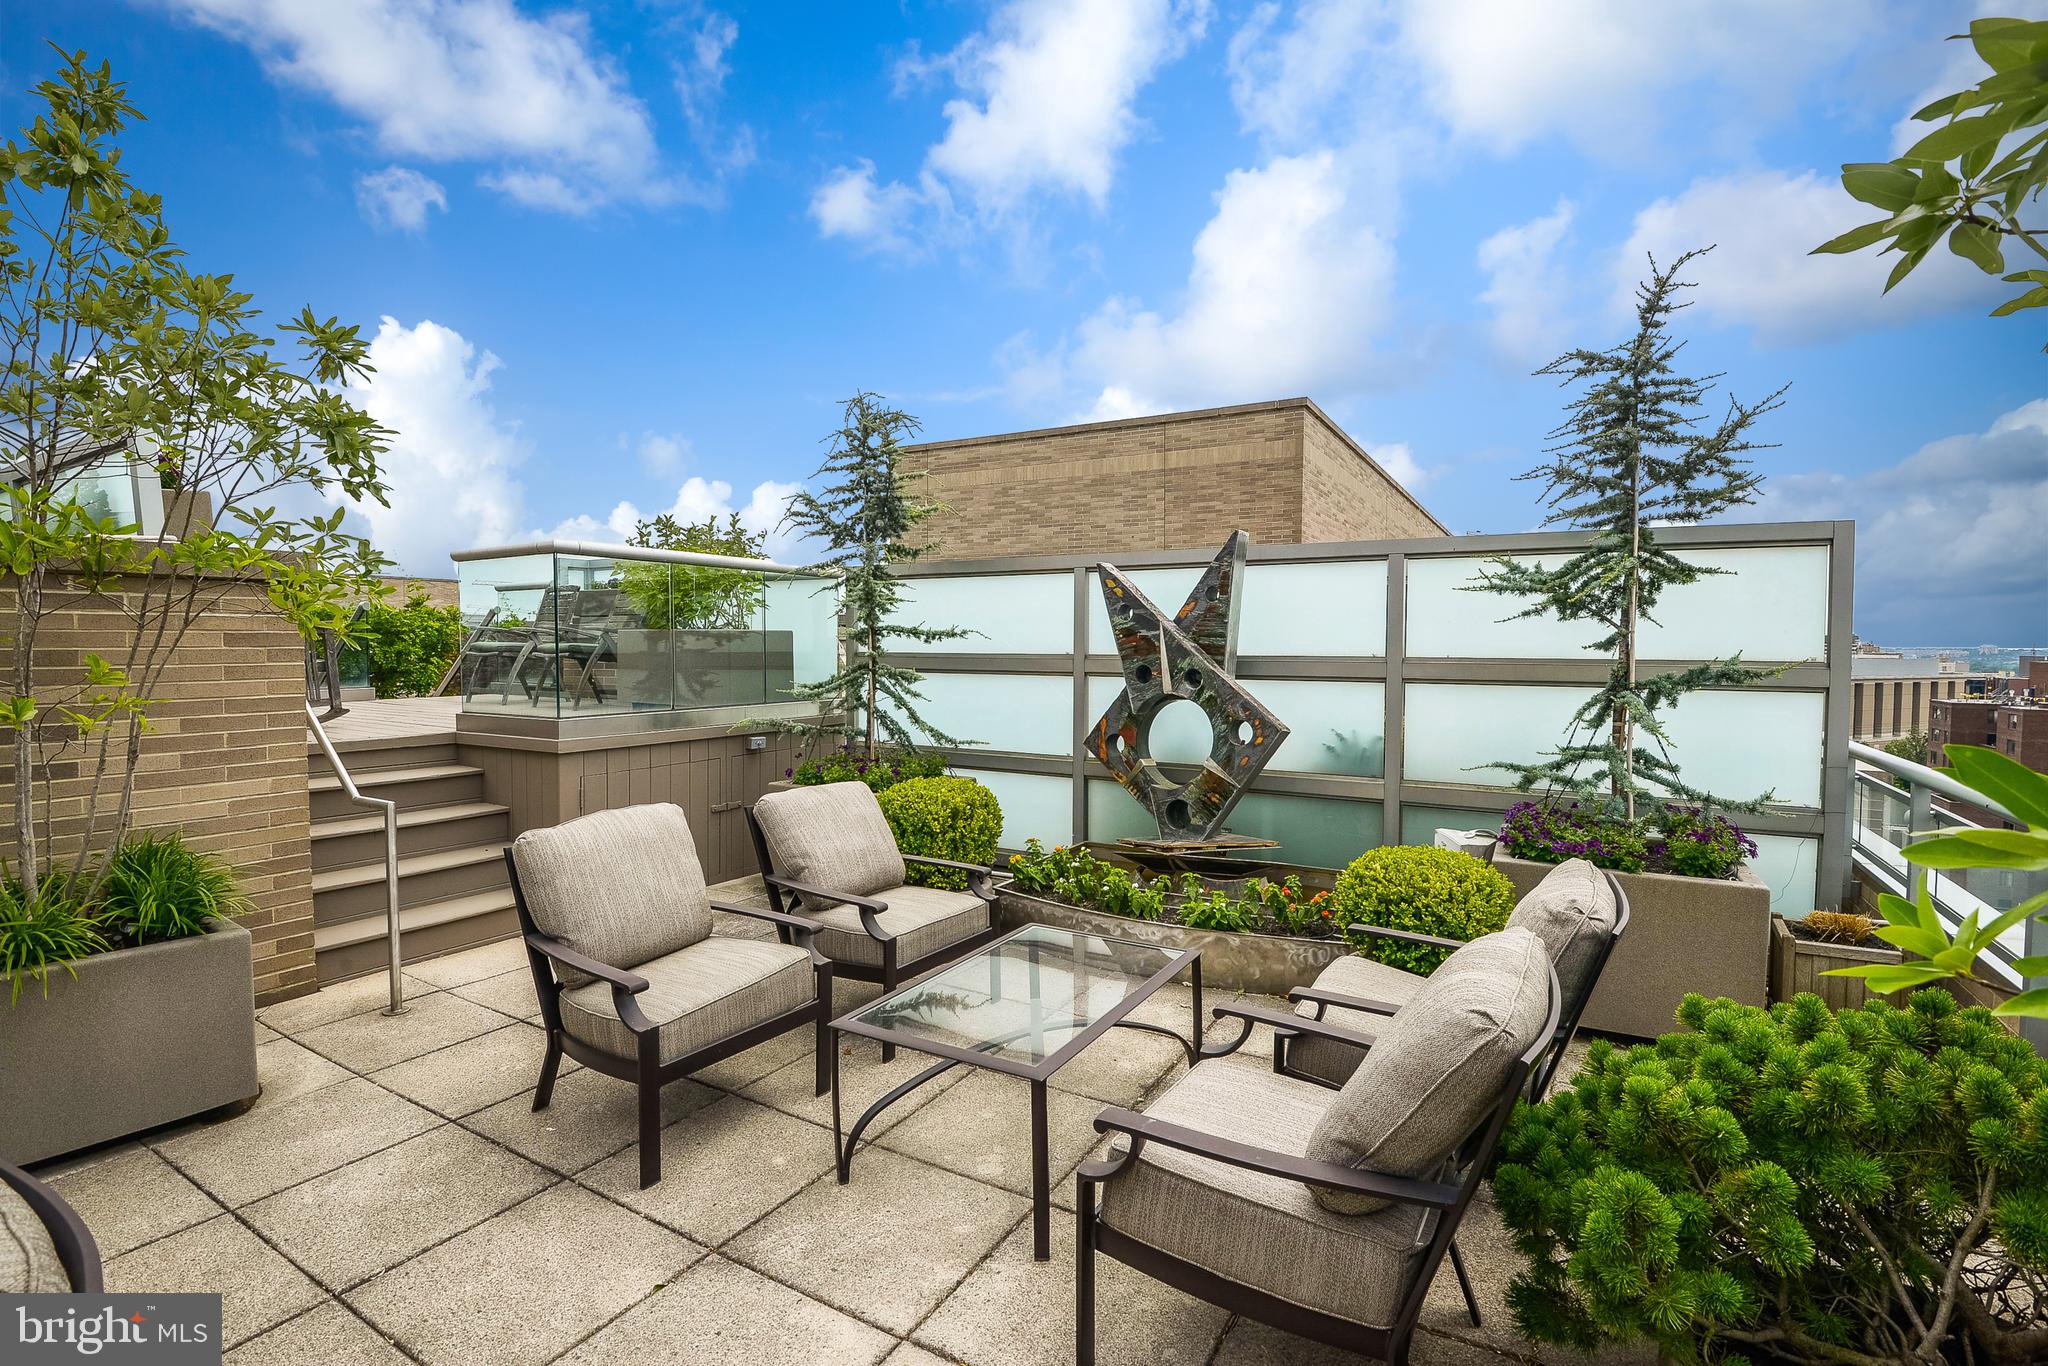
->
<box><xmin>830</xmin><ymin>922</ymin><xmax>1202</xmax><ymax>1261</ymax></box>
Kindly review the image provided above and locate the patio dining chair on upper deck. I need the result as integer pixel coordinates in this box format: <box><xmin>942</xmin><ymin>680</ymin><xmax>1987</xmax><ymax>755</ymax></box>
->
<box><xmin>1077</xmin><ymin>925</ymin><xmax>1560</xmax><ymax>1366</ymax></box>
<box><xmin>458</xmin><ymin>584</ymin><xmax>578</xmax><ymax>704</ymax></box>
<box><xmin>505</xmin><ymin>803</ymin><xmax>835</xmax><ymax>1188</ymax></box>
<box><xmin>743</xmin><ymin>780</ymin><xmax>1003</xmax><ymax>1060</ymax></box>
<box><xmin>1278</xmin><ymin>856</ymin><xmax>1628</xmax><ymax>1101</ymax></box>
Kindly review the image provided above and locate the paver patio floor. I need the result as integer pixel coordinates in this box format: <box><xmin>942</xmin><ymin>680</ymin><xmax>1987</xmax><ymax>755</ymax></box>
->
<box><xmin>37</xmin><ymin>878</ymin><xmax>1652</xmax><ymax>1365</ymax></box>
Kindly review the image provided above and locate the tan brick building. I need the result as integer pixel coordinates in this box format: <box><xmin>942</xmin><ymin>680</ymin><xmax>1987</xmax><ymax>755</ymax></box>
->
<box><xmin>906</xmin><ymin>398</ymin><xmax>1446</xmax><ymax>560</ymax></box>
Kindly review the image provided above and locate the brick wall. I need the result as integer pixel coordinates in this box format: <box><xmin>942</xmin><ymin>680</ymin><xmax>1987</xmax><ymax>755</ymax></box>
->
<box><xmin>0</xmin><ymin>578</ymin><xmax>317</xmax><ymax>1003</ymax></box>
<box><xmin>1298</xmin><ymin>407</ymin><xmax>1445</xmax><ymax>541</ymax></box>
<box><xmin>910</xmin><ymin>401</ymin><xmax>1306</xmax><ymax>560</ymax></box>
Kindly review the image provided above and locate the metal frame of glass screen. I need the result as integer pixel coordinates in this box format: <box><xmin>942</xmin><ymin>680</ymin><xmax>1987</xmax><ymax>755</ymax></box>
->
<box><xmin>887</xmin><ymin>519</ymin><xmax>1856</xmax><ymax>913</ymax></box>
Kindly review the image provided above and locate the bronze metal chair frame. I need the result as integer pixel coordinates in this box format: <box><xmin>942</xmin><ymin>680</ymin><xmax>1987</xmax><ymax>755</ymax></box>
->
<box><xmin>1</xmin><ymin>1160</ymin><xmax>102</xmax><ymax>1292</ymax></box>
<box><xmin>504</xmin><ymin>850</ymin><xmax>835</xmax><ymax>1189</ymax></box>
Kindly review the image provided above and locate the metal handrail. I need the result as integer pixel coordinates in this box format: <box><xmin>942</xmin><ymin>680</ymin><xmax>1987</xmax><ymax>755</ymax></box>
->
<box><xmin>306</xmin><ymin>704</ymin><xmax>406</xmax><ymax>1016</ymax></box>
<box><xmin>1848</xmin><ymin>740</ymin><xmax>2017</xmax><ymax>823</ymax></box>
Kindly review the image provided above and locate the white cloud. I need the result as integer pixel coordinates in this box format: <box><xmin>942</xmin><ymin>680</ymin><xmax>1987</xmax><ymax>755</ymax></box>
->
<box><xmin>669</xmin><ymin>6</ymin><xmax>756</xmax><ymax>178</ymax></box>
<box><xmin>551</xmin><ymin>476</ymin><xmax>805</xmax><ymax>559</ymax></box>
<box><xmin>1365</xmin><ymin>439</ymin><xmax>1431</xmax><ymax>492</ymax></box>
<box><xmin>1226</xmin><ymin>0</ymin><xmax>1391</xmax><ymax>147</ymax></box>
<box><xmin>166</xmin><ymin>0</ymin><xmax>667</xmax><ymax>211</ymax></box>
<box><xmin>812</xmin><ymin>0</ymin><xmax>1208</xmax><ymax>249</ymax></box>
<box><xmin>1476</xmin><ymin>199</ymin><xmax>1576</xmax><ymax>362</ymax></box>
<box><xmin>339</xmin><ymin>317</ymin><xmax>525</xmax><ymax>575</ymax></box>
<box><xmin>1067</xmin><ymin>151</ymin><xmax>1396</xmax><ymax>413</ymax></box>
<box><xmin>633</xmin><ymin>432</ymin><xmax>692</xmax><ymax>477</ymax></box>
<box><xmin>809</xmin><ymin>161</ymin><xmax>925</xmax><ymax>254</ymax></box>
<box><xmin>1751</xmin><ymin>400</ymin><xmax>2048</xmax><ymax>643</ymax></box>
<box><xmin>1614</xmin><ymin>169</ymin><xmax>2003</xmax><ymax>343</ymax></box>
<box><xmin>354</xmin><ymin>165</ymin><xmax>448</xmax><ymax>231</ymax></box>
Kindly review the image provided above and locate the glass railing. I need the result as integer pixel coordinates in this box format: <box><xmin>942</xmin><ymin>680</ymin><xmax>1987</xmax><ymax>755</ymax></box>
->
<box><xmin>449</xmin><ymin>541</ymin><xmax>838</xmax><ymax>721</ymax></box>
<box><xmin>1849</xmin><ymin>742</ymin><xmax>2045</xmax><ymax>994</ymax></box>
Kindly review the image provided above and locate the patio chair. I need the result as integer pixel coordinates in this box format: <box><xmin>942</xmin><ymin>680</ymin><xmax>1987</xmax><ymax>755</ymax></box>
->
<box><xmin>459</xmin><ymin>584</ymin><xmax>578</xmax><ymax>703</ymax></box>
<box><xmin>2</xmin><ymin>1160</ymin><xmax>102</xmax><ymax>1292</ymax></box>
<box><xmin>1279</xmin><ymin>857</ymin><xmax>1627</xmax><ymax>1099</ymax></box>
<box><xmin>505</xmin><ymin>803</ymin><xmax>834</xmax><ymax>1188</ymax></box>
<box><xmin>743</xmin><ymin>780</ymin><xmax>1002</xmax><ymax>1060</ymax></box>
<box><xmin>1077</xmin><ymin>926</ymin><xmax>1559</xmax><ymax>1366</ymax></box>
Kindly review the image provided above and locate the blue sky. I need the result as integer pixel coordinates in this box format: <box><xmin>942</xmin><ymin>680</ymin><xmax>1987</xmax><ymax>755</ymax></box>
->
<box><xmin>5</xmin><ymin>1</ymin><xmax>2044</xmax><ymax>643</ymax></box>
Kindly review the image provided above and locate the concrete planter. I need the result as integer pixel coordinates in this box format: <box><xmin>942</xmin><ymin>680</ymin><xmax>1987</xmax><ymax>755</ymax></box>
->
<box><xmin>161</xmin><ymin>488</ymin><xmax>214</xmax><ymax>539</ymax></box>
<box><xmin>994</xmin><ymin>881</ymin><xmax>1352</xmax><ymax>995</ymax></box>
<box><xmin>1768</xmin><ymin>916</ymin><xmax>1900</xmax><ymax>1011</ymax></box>
<box><xmin>1</xmin><ymin>919</ymin><xmax>260</xmax><ymax>1165</ymax></box>
<box><xmin>1493</xmin><ymin>855</ymin><xmax>1771</xmax><ymax>1039</ymax></box>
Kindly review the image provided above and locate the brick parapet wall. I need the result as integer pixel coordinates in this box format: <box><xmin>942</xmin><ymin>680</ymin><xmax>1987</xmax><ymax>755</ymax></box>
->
<box><xmin>0</xmin><ymin>577</ymin><xmax>317</xmax><ymax>1004</ymax></box>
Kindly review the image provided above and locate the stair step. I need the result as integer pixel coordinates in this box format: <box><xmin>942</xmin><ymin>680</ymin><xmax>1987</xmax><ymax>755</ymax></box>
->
<box><xmin>311</xmin><ymin>841</ymin><xmax>511</xmax><ymax>924</ymax></box>
<box><xmin>313</xmin><ymin>888</ymin><xmax>521</xmax><ymax>983</ymax></box>
<box><xmin>310</xmin><ymin>762</ymin><xmax>485</xmax><ymax>819</ymax></box>
<box><xmin>311</xmin><ymin>841</ymin><xmax>509</xmax><ymax>893</ymax></box>
<box><xmin>312</xmin><ymin>801</ymin><xmax>511</xmax><ymax>867</ymax></box>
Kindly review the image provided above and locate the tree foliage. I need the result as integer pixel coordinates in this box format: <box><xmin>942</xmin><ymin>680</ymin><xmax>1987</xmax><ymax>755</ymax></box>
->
<box><xmin>0</xmin><ymin>49</ymin><xmax>390</xmax><ymax>896</ymax></box>
<box><xmin>1471</xmin><ymin>249</ymin><xmax>1788</xmax><ymax>821</ymax></box>
<box><xmin>759</xmin><ymin>391</ymin><xmax>975</xmax><ymax>761</ymax></box>
<box><xmin>1495</xmin><ymin>990</ymin><xmax>2048</xmax><ymax>1366</ymax></box>
<box><xmin>1815</xmin><ymin>18</ymin><xmax>2048</xmax><ymax>337</ymax></box>
<box><xmin>619</xmin><ymin>511</ymin><xmax>765</xmax><ymax>630</ymax></box>
<box><xmin>355</xmin><ymin>587</ymin><xmax>461</xmax><ymax>698</ymax></box>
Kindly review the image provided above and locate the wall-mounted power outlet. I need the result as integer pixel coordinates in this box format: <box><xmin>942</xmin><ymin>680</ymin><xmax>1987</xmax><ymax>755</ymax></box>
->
<box><xmin>744</xmin><ymin>734</ymin><xmax>767</xmax><ymax>752</ymax></box>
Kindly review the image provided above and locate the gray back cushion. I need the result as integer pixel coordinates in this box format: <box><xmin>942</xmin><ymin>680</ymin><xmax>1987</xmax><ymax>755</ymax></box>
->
<box><xmin>511</xmin><ymin>803</ymin><xmax>713</xmax><ymax>984</ymax></box>
<box><xmin>1</xmin><ymin>1182</ymin><xmax>71</xmax><ymax>1293</ymax></box>
<box><xmin>1505</xmin><ymin>858</ymin><xmax>1617</xmax><ymax>1012</ymax></box>
<box><xmin>1305</xmin><ymin>926</ymin><xmax>1551</xmax><ymax>1215</ymax></box>
<box><xmin>751</xmin><ymin>782</ymin><xmax>906</xmax><ymax>909</ymax></box>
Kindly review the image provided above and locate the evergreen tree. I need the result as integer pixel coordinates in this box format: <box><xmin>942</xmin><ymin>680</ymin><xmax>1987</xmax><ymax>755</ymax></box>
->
<box><xmin>1475</xmin><ymin>249</ymin><xmax>1789</xmax><ymax>821</ymax></box>
<box><xmin>767</xmin><ymin>392</ymin><xmax>975</xmax><ymax>761</ymax></box>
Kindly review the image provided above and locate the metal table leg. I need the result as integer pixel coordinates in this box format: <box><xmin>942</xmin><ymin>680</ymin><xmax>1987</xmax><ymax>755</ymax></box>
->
<box><xmin>1030</xmin><ymin>1079</ymin><xmax>1051</xmax><ymax>1261</ymax></box>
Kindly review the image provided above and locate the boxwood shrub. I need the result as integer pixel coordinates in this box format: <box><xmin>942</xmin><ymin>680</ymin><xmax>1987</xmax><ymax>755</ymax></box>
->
<box><xmin>876</xmin><ymin>776</ymin><xmax>1002</xmax><ymax>890</ymax></box>
<box><xmin>1331</xmin><ymin>845</ymin><xmax>1515</xmax><ymax>973</ymax></box>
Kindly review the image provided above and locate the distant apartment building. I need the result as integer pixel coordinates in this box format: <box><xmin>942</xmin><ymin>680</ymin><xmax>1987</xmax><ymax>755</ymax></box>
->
<box><xmin>1850</xmin><ymin>655</ymin><xmax>1994</xmax><ymax>742</ymax></box>
<box><xmin>1929</xmin><ymin>660</ymin><xmax>2048</xmax><ymax>828</ymax></box>
<box><xmin>904</xmin><ymin>397</ymin><xmax>1447</xmax><ymax>561</ymax></box>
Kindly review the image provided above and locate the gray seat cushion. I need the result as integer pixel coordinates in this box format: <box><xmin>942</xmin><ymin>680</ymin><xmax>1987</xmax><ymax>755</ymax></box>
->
<box><xmin>560</xmin><ymin>936</ymin><xmax>814</xmax><ymax>1065</ymax></box>
<box><xmin>752</xmin><ymin>782</ymin><xmax>906</xmax><ymax>910</ymax></box>
<box><xmin>511</xmin><ymin>804</ymin><xmax>714</xmax><ymax>986</ymax></box>
<box><xmin>1505</xmin><ymin>858</ymin><xmax>1617</xmax><ymax>1014</ymax></box>
<box><xmin>1</xmin><ymin>1182</ymin><xmax>71</xmax><ymax>1293</ymax></box>
<box><xmin>1287</xmin><ymin>955</ymin><xmax>1425</xmax><ymax>1087</ymax></box>
<box><xmin>1099</xmin><ymin>1056</ymin><xmax>1435</xmax><ymax>1329</ymax></box>
<box><xmin>809</xmin><ymin>884</ymin><xmax>990</xmax><ymax>969</ymax></box>
<box><xmin>1306</xmin><ymin>926</ymin><xmax>1551</xmax><ymax>1215</ymax></box>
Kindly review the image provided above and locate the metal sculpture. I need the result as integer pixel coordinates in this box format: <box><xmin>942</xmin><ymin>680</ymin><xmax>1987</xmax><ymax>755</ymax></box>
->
<box><xmin>1088</xmin><ymin>531</ymin><xmax>1289</xmax><ymax>843</ymax></box>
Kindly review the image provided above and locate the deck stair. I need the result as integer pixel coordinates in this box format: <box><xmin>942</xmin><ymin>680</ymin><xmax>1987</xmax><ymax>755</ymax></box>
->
<box><xmin>307</xmin><ymin>732</ymin><xmax>517</xmax><ymax>983</ymax></box>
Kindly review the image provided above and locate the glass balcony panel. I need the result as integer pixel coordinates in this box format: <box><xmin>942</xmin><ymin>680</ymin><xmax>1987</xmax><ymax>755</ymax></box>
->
<box><xmin>453</xmin><ymin>553</ymin><xmax>559</xmax><ymax>713</ymax></box>
<box><xmin>1658</xmin><ymin>689</ymin><xmax>1825</xmax><ymax>809</ymax></box>
<box><xmin>1402</xmin><ymin>682</ymin><xmax>1597</xmax><ymax>787</ymax></box>
<box><xmin>1239</xmin><ymin>560</ymin><xmax>1387</xmax><ymax>657</ymax></box>
<box><xmin>1404</xmin><ymin>557</ymin><xmax>1605</xmax><ymax>660</ymax></box>
<box><xmin>1749</xmin><ymin>834</ymin><xmax>1818</xmax><ymax>917</ymax></box>
<box><xmin>953</xmin><ymin>769</ymin><xmax>1072</xmax><ymax>847</ymax></box>
<box><xmin>898</xmin><ymin>574</ymin><xmax>1074</xmax><ymax>654</ymax></box>
<box><xmin>1398</xmin><ymin>803</ymin><xmax>1502</xmax><ymax>847</ymax></box>
<box><xmin>765</xmin><ymin>573</ymin><xmax>839</xmax><ymax>695</ymax></box>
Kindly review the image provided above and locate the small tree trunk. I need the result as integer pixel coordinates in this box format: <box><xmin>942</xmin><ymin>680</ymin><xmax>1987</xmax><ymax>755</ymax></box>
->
<box><xmin>863</xmin><ymin>623</ymin><xmax>878</xmax><ymax>764</ymax></box>
<box><xmin>11</xmin><ymin>572</ymin><xmax>42</xmax><ymax>899</ymax></box>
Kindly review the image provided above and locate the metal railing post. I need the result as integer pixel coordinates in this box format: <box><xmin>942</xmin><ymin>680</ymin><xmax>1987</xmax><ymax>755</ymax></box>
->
<box><xmin>306</xmin><ymin>704</ymin><xmax>407</xmax><ymax>1016</ymax></box>
<box><xmin>1906</xmin><ymin>776</ymin><xmax>1933</xmax><ymax>907</ymax></box>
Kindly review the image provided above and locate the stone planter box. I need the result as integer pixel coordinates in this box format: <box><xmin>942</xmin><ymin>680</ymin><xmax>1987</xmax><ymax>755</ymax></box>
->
<box><xmin>994</xmin><ymin>881</ymin><xmax>1352</xmax><ymax>995</ymax></box>
<box><xmin>1</xmin><ymin>919</ymin><xmax>260</xmax><ymax>1165</ymax></box>
<box><xmin>1493</xmin><ymin>855</ymin><xmax>1771</xmax><ymax>1039</ymax></box>
<box><xmin>1768</xmin><ymin>916</ymin><xmax>1901</xmax><ymax>1010</ymax></box>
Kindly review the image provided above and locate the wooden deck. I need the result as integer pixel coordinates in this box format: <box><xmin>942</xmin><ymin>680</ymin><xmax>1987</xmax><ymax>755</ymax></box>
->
<box><xmin>308</xmin><ymin>696</ymin><xmax>461</xmax><ymax>749</ymax></box>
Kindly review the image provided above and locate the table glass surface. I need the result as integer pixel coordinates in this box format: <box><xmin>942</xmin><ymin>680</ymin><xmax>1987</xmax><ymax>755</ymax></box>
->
<box><xmin>844</xmin><ymin>924</ymin><xmax>1189</xmax><ymax>1067</ymax></box>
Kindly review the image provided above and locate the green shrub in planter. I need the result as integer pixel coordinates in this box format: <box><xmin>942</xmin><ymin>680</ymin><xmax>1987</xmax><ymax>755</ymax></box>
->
<box><xmin>99</xmin><ymin>833</ymin><xmax>248</xmax><ymax>944</ymax></box>
<box><xmin>1493</xmin><ymin>990</ymin><xmax>2048</xmax><ymax>1366</ymax></box>
<box><xmin>1332</xmin><ymin>846</ymin><xmax>1514</xmax><ymax>973</ymax></box>
<box><xmin>877</xmin><ymin>776</ymin><xmax>1002</xmax><ymax>891</ymax></box>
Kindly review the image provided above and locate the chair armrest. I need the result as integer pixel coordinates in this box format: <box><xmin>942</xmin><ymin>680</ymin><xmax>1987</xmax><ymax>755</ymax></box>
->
<box><xmin>762</xmin><ymin>873</ymin><xmax>888</xmax><ymax>914</ymax></box>
<box><xmin>524</xmin><ymin>933</ymin><xmax>649</xmax><ymax>994</ymax></box>
<box><xmin>1089</xmin><ymin>1107</ymin><xmax>1460</xmax><ymax>1209</ymax></box>
<box><xmin>710</xmin><ymin>900</ymin><xmax>831</xmax><ymax>966</ymax></box>
<box><xmin>1286</xmin><ymin>985</ymin><xmax>1405</xmax><ymax>1018</ymax></box>
<box><xmin>1343</xmin><ymin>924</ymin><xmax>1463</xmax><ymax>951</ymax></box>
<box><xmin>902</xmin><ymin>853</ymin><xmax>996</xmax><ymax>876</ymax></box>
<box><xmin>1212</xmin><ymin>999</ymin><xmax>1380</xmax><ymax>1050</ymax></box>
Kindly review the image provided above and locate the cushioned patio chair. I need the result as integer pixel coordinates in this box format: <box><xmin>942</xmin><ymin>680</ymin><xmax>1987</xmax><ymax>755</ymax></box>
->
<box><xmin>1077</xmin><ymin>926</ymin><xmax>1560</xmax><ymax>1366</ymax></box>
<box><xmin>1279</xmin><ymin>857</ymin><xmax>1627</xmax><ymax>1099</ymax></box>
<box><xmin>505</xmin><ymin>803</ymin><xmax>834</xmax><ymax>1188</ymax></box>
<box><xmin>459</xmin><ymin>584</ymin><xmax>577</xmax><ymax>703</ymax></box>
<box><xmin>744</xmin><ymin>780</ymin><xmax>1001</xmax><ymax>1059</ymax></box>
<box><xmin>2</xmin><ymin>1161</ymin><xmax>101</xmax><ymax>1292</ymax></box>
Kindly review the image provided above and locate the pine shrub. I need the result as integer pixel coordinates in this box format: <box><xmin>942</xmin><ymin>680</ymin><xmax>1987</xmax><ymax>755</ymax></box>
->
<box><xmin>1331</xmin><ymin>846</ymin><xmax>1515</xmax><ymax>973</ymax></box>
<box><xmin>1492</xmin><ymin>990</ymin><xmax>2048</xmax><ymax>1366</ymax></box>
<box><xmin>876</xmin><ymin>776</ymin><xmax>1001</xmax><ymax>890</ymax></box>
